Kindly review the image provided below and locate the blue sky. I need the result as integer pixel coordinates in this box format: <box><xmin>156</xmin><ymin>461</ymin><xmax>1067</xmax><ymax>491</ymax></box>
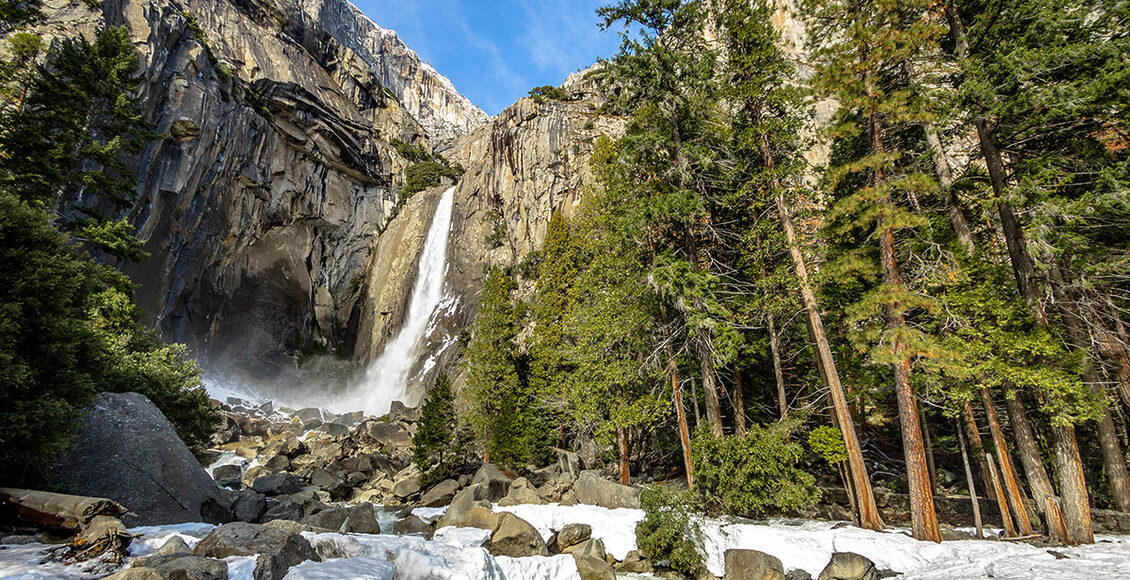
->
<box><xmin>352</xmin><ymin>0</ymin><xmax>625</xmax><ymax>116</ymax></box>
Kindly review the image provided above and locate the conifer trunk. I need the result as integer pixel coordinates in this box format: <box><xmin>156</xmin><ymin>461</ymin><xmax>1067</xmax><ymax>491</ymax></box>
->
<box><xmin>777</xmin><ymin>192</ymin><xmax>883</xmax><ymax>532</ymax></box>
<box><xmin>696</xmin><ymin>331</ymin><xmax>725</xmax><ymax>437</ymax></box>
<box><xmin>618</xmin><ymin>426</ymin><xmax>630</xmax><ymax>485</ymax></box>
<box><xmin>1050</xmin><ymin>424</ymin><xmax>1094</xmax><ymax>544</ymax></box>
<box><xmin>981</xmin><ymin>387</ymin><xmax>1034</xmax><ymax>535</ymax></box>
<box><xmin>873</xmin><ymin>111</ymin><xmax>940</xmax><ymax>542</ymax></box>
<box><xmin>920</xmin><ymin>406</ymin><xmax>937</xmax><ymax>494</ymax></box>
<box><xmin>985</xmin><ymin>452</ymin><xmax>1017</xmax><ymax>536</ymax></box>
<box><xmin>962</xmin><ymin>401</ymin><xmax>998</xmax><ymax>502</ymax></box>
<box><xmin>769</xmin><ymin>313</ymin><xmax>788</xmax><ymax>422</ymax></box>
<box><xmin>663</xmin><ymin>312</ymin><xmax>695</xmax><ymax>489</ymax></box>
<box><xmin>1001</xmin><ymin>383</ymin><xmax>1058</xmax><ymax>521</ymax></box>
<box><xmin>957</xmin><ymin>421</ymin><xmax>984</xmax><ymax>538</ymax></box>
<box><xmin>733</xmin><ymin>369</ymin><xmax>747</xmax><ymax>437</ymax></box>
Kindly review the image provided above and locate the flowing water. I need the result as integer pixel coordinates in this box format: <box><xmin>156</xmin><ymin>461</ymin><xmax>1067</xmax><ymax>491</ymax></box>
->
<box><xmin>328</xmin><ymin>186</ymin><xmax>456</xmax><ymax>415</ymax></box>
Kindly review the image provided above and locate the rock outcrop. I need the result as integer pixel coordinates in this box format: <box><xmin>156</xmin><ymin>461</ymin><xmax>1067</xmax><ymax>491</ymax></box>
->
<box><xmin>49</xmin><ymin>392</ymin><xmax>228</xmax><ymax>526</ymax></box>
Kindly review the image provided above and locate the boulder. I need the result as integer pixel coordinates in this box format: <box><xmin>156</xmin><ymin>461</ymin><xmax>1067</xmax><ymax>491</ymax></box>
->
<box><xmin>563</xmin><ymin>538</ymin><xmax>607</xmax><ymax>560</ymax></box>
<box><xmin>300</xmin><ymin>504</ymin><xmax>381</xmax><ymax>534</ymax></box>
<box><xmin>724</xmin><ymin>549</ymin><xmax>785</xmax><ymax>580</ymax></box>
<box><xmin>573</xmin><ymin>554</ymin><xmax>616</xmax><ymax>580</ymax></box>
<box><xmin>436</xmin><ymin>485</ymin><xmax>492</xmax><ymax>528</ymax></box>
<box><xmin>388</xmin><ymin>401</ymin><xmax>420</xmax><ymax>423</ymax></box>
<box><xmin>153</xmin><ymin>536</ymin><xmax>192</xmax><ymax>557</ymax></box>
<box><xmin>361</xmin><ymin>421</ymin><xmax>413</xmax><ymax>448</ymax></box>
<box><xmin>212</xmin><ymin>464</ymin><xmax>243</xmax><ymax>483</ymax></box>
<box><xmin>230</xmin><ymin>490</ymin><xmax>267</xmax><ymax>523</ymax></box>
<box><xmin>194</xmin><ymin>522</ymin><xmax>319</xmax><ymax>580</ymax></box>
<box><xmin>487</xmin><ymin>512</ymin><xmax>549</xmax><ymax>557</ymax></box>
<box><xmin>553</xmin><ymin>523</ymin><xmax>592</xmax><ymax>552</ymax></box>
<box><xmin>817</xmin><ymin>552</ymin><xmax>877</xmax><ymax>580</ymax></box>
<box><xmin>786</xmin><ymin>570</ymin><xmax>813</xmax><ymax>580</ymax></box>
<box><xmin>421</xmin><ymin>479</ymin><xmax>462</xmax><ymax>507</ymax></box>
<box><xmin>139</xmin><ymin>555</ymin><xmax>228</xmax><ymax>580</ymax></box>
<box><xmin>260</xmin><ymin>493</ymin><xmax>326</xmax><ymax>524</ymax></box>
<box><xmin>315</xmin><ymin>422</ymin><xmax>350</xmax><ymax>438</ymax></box>
<box><xmin>102</xmin><ymin>569</ymin><xmax>164</xmax><ymax>580</ymax></box>
<box><xmin>251</xmin><ymin>473</ymin><xmax>304</xmax><ymax>497</ymax></box>
<box><xmin>472</xmin><ymin>464</ymin><xmax>514</xmax><ymax>501</ymax></box>
<box><xmin>49</xmin><ymin>392</ymin><xmax>229</xmax><ymax>526</ymax></box>
<box><xmin>573</xmin><ymin>470</ymin><xmax>641</xmax><ymax>509</ymax></box>
<box><xmin>309</xmin><ymin>468</ymin><xmax>350</xmax><ymax>499</ymax></box>
<box><xmin>393</xmin><ymin>474</ymin><xmax>422</xmax><ymax>498</ymax></box>
<box><xmin>261</xmin><ymin>454</ymin><xmax>291</xmax><ymax>473</ymax></box>
<box><xmin>293</xmin><ymin>408</ymin><xmax>324</xmax><ymax>424</ymax></box>
<box><xmin>394</xmin><ymin>515</ymin><xmax>436</xmax><ymax>539</ymax></box>
<box><xmin>554</xmin><ymin>448</ymin><xmax>583</xmax><ymax>479</ymax></box>
<box><xmin>463</xmin><ymin>506</ymin><xmax>502</xmax><ymax>531</ymax></box>
<box><xmin>332</xmin><ymin>411</ymin><xmax>364</xmax><ymax>428</ymax></box>
<box><xmin>615</xmin><ymin>551</ymin><xmax>654</xmax><ymax>574</ymax></box>
<box><xmin>499</xmin><ymin>476</ymin><xmax>545</xmax><ymax>506</ymax></box>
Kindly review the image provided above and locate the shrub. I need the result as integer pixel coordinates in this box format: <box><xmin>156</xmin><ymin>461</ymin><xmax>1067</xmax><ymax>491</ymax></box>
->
<box><xmin>690</xmin><ymin>421</ymin><xmax>820</xmax><ymax>517</ymax></box>
<box><xmin>635</xmin><ymin>486</ymin><xmax>703</xmax><ymax>575</ymax></box>
<box><xmin>399</xmin><ymin>158</ymin><xmax>465</xmax><ymax>205</ymax></box>
<box><xmin>528</xmin><ymin>85</ymin><xmax>574</xmax><ymax>104</ymax></box>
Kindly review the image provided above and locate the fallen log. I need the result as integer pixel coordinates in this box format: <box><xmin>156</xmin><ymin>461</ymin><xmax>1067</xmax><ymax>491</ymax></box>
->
<box><xmin>1</xmin><ymin>488</ymin><xmax>133</xmax><ymax>572</ymax></box>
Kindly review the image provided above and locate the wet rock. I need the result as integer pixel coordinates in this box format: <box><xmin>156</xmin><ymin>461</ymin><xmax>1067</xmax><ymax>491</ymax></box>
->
<box><xmin>251</xmin><ymin>473</ymin><xmax>304</xmax><ymax>497</ymax></box>
<box><xmin>315</xmin><ymin>422</ymin><xmax>350</xmax><ymax>438</ymax></box>
<box><xmin>138</xmin><ymin>554</ymin><xmax>228</xmax><ymax>580</ymax></box>
<box><xmin>574</xmin><ymin>470</ymin><xmax>641</xmax><ymax>509</ymax></box>
<box><xmin>49</xmin><ymin>392</ymin><xmax>228</xmax><ymax>526</ymax></box>
<box><xmin>472</xmin><ymin>464</ymin><xmax>514</xmax><ymax>501</ymax></box>
<box><xmin>361</xmin><ymin>421</ymin><xmax>413</xmax><ymax>448</ymax></box>
<box><xmin>388</xmin><ymin>401</ymin><xmax>421</xmax><ymax>423</ymax></box>
<box><xmin>293</xmin><ymin>408</ymin><xmax>324</xmax><ymax>424</ymax></box>
<box><xmin>421</xmin><ymin>479</ymin><xmax>461</xmax><ymax>507</ymax></box>
<box><xmin>102</xmin><ymin>569</ymin><xmax>163</xmax><ymax>580</ymax></box>
<box><xmin>818</xmin><ymin>552</ymin><xmax>877</xmax><ymax>580</ymax></box>
<box><xmin>394</xmin><ymin>515</ymin><xmax>436</xmax><ymax>539</ymax></box>
<box><xmin>487</xmin><ymin>512</ymin><xmax>548</xmax><ymax>557</ymax></box>
<box><xmin>724</xmin><ymin>549</ymin><xmax>785</xmax><ymax>580</ymax></box>
<box><xmin>194</xmin><ymin>522</ymin><xmax>319</xmax><ymax>580</ymax></box>
<box><xmin>332</xmin><ymin>411</ymin><xmax>364</xmax><ymax>428</ymax></box>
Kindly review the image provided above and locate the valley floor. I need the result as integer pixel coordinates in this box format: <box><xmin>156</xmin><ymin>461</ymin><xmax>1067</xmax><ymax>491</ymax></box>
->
<box><xmin>2</xmin><ymin>504</ymin><xmax>1129</xmax><ymax>579</ymax></box>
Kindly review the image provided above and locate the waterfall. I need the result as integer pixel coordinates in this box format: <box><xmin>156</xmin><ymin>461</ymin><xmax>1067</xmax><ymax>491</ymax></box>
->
<box><xmin>331</xmin><ymin>186</ymin><xmax>456</xmax><ymax>415</ymax></box>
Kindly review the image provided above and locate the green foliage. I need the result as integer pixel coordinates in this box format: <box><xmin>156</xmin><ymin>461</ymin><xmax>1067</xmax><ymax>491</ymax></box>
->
<box><xmin>0</xmin><ymin>21</ymin><xmax>217</xmax><ymax>483</ymax></box>
<box><xmin>527</xmin><ymin>85</ymin><xmax>573</xmax><ymax>104</ymax></box>
<box><xmin>414</xmin><ymin>373</ymin><xmax>465</xmax><ymax>485</ymax></box>
<box><xmin>461</xmin><ymin>268</ymin><xmax>547</xmax><ymax>468</ymax></box>
<box><xmin>808</xmin><ymin>425</ymin><xmax>849</xmax><ymax>465</ymax></box>
<box><xmin>635</xmin><ymin>485</ymin><xmax>703</xmax><ymax>575</ymax></box>
<box><xmin>0</xmin><ymin>0</ymin><xmax>43</xmax><ymax>29</ymax></box>
<box><xmin>690</xmin><ymin>422</ymin><xmax>819</xmax><ymax>517</ymax></box>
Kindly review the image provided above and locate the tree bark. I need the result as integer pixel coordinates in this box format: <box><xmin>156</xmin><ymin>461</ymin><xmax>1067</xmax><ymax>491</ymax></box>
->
<box><xmin>695</xmin><ymin>331</ymin><xmax>725</xmax><ymax>437</ymax></box>
<box><xmin>1001</xmin><ymin>383</ymin><xmax>1057</xmax><ymax>515</ymax></box>
<box><xmin>1050</xmin><ymin>423</ymin><xmax>1094</xmax><ymax>544</ymax></box>
<box><xmin>663</xmin><ymin>315</ymin><xmax>695</xmax><ymax>489</ymax></box>
<box><xmin>962</xmin><ymin>401</ymin><xmax>998</xmax><ymax>502</ymax></box>
<box><xmin>733</xmin><ymin>368</ymin><xmax>747</xmax><ymax>437</ymax></box>
<box><xmin>769</xmin><ymin>313</ymin><xmax>788</xmax><ymax>422</ymax></box>
<box><xmin>985</xmin><ymin>452</ymin><xmax>1017</xmax><ymax>537</ymax></box>
<box><xmin>1048</xmin><ymin>265</ymin><xmax>1130</xmax><ymax>512</ymax></box>
<box><xmin>618</xmin><ymin>426</ymin><xmax>630</xmax><ymax>485</ymax></box>
<box><xmin>957</xmin><ymin>421</ymin><xmax>985</xmax><ymax>538</ymax></box>
<box><xmin>777</xmin><ymin>192</ymin><xmax>883</xmax><ymax>531</ymax></box>
<box><xmin>922</xmin><ymin>120</ymin><xmax>975</xmax><ymax>253</ymax></box>
<box><xmin>981</xmin><ymin>387</ymin><xmax>1034</xmax><ymax>535</ymax></box>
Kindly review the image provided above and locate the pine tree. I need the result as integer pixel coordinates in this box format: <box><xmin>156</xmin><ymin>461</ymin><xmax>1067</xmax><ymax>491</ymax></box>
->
<box><xmin>716</xmin><ymin>0</ymin><xmax>884</xmax><ymax>531</ymax></box>
<box><xmin>462</xmin><ymin>268</ymin><xmax>543</xmax><ymax>468</ymax></box>
<box><xmin>414</xmin><ymin>373</ymin><xmax>458</xmax><ymax>485</ymax></box>
<box><xmin>804</xmin><ymin>0</ymin><xmax>950</xmax><ymax>542</ymax></box>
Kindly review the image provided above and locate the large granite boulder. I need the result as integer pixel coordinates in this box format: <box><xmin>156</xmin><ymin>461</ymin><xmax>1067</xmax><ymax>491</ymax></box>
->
<box><xmin>573</xmin><ymin>470</ymin><xmax>641</xmax><ymax>509</ymax></box>
<box><xmin>724</xmin><ymin>549</ymin><xmax>786</xmax><ymax>580</ymax></box>
<box><xmin>487</xmin><ymin>512</ymin><xmax>549</xmax><ymax>557</ymax></box>
<box><xmin>50</xmin><ymin>392</ymin><xmax>228</xmax><ymax>526</ymax></box>
<box><xmin>472</xmin><ymin>464</ymin><xmax>514</xmax><ymax>501</ymax></box>
<box><xmin>193</xmin><ymin>522</ymin><xmax>319</xmax><ymax>580</ymax></box>
<box><xmin>817</xmin><ymin>552</ymin><xmax>878</xmax><ymax>580</ymax></box>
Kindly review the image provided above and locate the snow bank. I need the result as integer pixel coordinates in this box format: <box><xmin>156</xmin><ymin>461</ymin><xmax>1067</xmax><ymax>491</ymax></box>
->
<box><xmin>494</xmin><ymin>503</ymin><xmax>645</xmax><ymax>560</ymax></box>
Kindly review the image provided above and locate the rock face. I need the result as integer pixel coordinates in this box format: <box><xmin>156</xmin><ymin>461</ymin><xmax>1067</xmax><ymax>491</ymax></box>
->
<box><xmin>725</xmin><ymin>549</ymin><xmax>786</xmax><ymax>580</ymax></box>
<box><xmin>50</xmin><ymin>392</ymin><xmax>227</xmax><ymax>526</ymax></box>
<box><xmin>25</xmin><ymin>0</ymin><xmax>485</xmax><ymax>393</ymax></box>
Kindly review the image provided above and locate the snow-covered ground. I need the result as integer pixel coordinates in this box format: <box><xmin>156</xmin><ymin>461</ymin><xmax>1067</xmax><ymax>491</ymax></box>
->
<box><xmin>2</xmin><ymin>505</ymin><xmax>1129</xmax><ymax>579</ymax></box>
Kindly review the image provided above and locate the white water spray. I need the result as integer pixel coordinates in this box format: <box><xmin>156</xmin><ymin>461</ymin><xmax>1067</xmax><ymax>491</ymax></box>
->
<box><xmin>330</xmin><ymin>186</ymin><xmax>456</xmax><ymax>415</ymax></box>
